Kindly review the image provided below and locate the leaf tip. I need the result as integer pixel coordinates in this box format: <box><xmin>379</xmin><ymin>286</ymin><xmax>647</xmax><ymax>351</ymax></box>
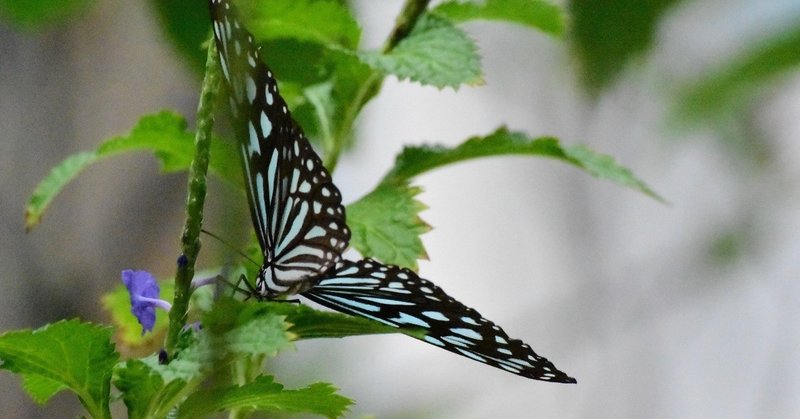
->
<box><xmin>24</xmin><ymin>212</ymin><xmax>40</xmax><ymax>233</ymax></box>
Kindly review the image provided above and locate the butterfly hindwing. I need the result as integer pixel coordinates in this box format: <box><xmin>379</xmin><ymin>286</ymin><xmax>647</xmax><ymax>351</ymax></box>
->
<box><xmin>302</xmin><ymin>259</ymin><xmax>577</xmax><ymax>383</ymax></box>
<box><xmin>210</xmin><ymin>0</ymin><xmax>350</xmax><ymax>295</ymax></box>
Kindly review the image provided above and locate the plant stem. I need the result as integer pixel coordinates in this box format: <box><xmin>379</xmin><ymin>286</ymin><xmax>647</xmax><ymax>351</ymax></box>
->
<box><xmin>323</xmin><ymin>0</ymin><xmax>431</xmax><ymax>171</ymax></box>
<box><xmin>165</xmin><ymin>37</ymin><xmax>220</xmax><ymax>354</ymax></box>
<box><xmin>383</xmin><ymin>0</ymin><xmax>431</xmax><ymax>54</ymax></box>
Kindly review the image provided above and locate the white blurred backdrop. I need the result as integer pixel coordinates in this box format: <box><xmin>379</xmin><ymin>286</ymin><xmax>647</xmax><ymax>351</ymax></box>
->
<box><xmin>1</xmin><ymin>0</ymin><xmax>799</xmax><ymax>418</ymax></box>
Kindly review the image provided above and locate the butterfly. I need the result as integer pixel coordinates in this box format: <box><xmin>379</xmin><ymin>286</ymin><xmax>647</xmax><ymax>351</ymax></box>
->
<box><xmin>209</xmin><ymin>0</ymin><xmax>575</xmax><ymax>383</ymax></box>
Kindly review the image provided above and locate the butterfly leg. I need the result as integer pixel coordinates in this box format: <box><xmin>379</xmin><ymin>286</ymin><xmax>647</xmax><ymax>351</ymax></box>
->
<box><xmin>212</xmin><ymin>273</ymin><xmax>257</xmax><ymax>300</ymax></box>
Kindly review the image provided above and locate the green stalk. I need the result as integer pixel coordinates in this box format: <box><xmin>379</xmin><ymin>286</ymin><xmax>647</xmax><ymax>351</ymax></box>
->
<box><xmin>383</xmin><ymin>0</ymin><xmax>431</xmax><ymax>54</ymax></box>
<box><xmin>323</xmin><ymin>0</ymin><xmax>431</xmax><ymax>171</ymax></box>
<box><xmin>165</xmin><ymin>37</ymin><xmax>220</xmax><ymax>354</ymax></box>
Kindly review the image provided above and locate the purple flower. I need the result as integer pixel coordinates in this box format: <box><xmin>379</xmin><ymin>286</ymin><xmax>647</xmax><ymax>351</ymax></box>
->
<box><xmin>122</xmin><ymin>270</ymin><xmax>171</xmax><ymax>335</ymax></box>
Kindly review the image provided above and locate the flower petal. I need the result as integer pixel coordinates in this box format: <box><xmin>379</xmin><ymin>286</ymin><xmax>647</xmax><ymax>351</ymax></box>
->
<box><xmin>122</xmin><ymin>270</ymin><xmax>161</xmax><ymax>334</ymax></box>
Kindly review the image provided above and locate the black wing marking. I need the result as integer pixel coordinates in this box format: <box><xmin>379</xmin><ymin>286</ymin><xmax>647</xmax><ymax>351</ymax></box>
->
<box><xmin>302</xmin><ymin>259</ymin><xmax>576</xmax><ymax>382</ymax></box>
<box><xmin>210</xmin><ymin>0</ymin><xmax>350</xmax><ymax>296</ymax></box>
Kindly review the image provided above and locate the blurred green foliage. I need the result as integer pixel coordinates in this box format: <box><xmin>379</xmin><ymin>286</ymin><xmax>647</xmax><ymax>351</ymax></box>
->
<box><xmin>569</xmin><ymin>0</ymin><xmax>683</xmax><ymax>93</ymax></box>
<box><xmin>0</xmin><ymin>0</ymin><xmax>95</xmax><ymax>30</ymax></box>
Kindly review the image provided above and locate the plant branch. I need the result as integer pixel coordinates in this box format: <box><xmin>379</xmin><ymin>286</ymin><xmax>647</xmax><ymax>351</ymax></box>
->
<box><xmin>384</xmin><ymin>0</ymin><xmax>431</xmax><ymax>54</ymax></box>
<box><xmin>323</xmin><ymin>0</ymin><xmax>431</xmax><ymax>171</ymax></box>
<box><xmin>165</xmin><ymin>36</ymin><xmax>220</xmax><ymax>354</ymax></box>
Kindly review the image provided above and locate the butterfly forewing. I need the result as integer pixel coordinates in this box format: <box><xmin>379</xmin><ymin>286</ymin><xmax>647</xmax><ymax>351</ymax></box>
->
<box><xmin>302</xmin><ymin>259</ymin><xmax>577</xmax><ymax>383</ymax></box>
<box><xmin>210</xmin><ymin>0</ymin><xmax>350</xmax><ymax>296</ymax></box>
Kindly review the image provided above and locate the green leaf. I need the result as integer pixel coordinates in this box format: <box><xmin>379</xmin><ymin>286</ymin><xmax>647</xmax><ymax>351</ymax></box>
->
<box><xmin>260</xmin><ymin>40</ymin><xmax>333</xmax><ymax>87</ymax></box>
<box><xmin>94</xmin><ymin>112</ymin><xmax>198</xmax><ymax>173</ymax></box>
<box><xmin>204</xmin><ymin>298</ymin><xmax>400</xmax><ymax>339</ymax></box>
<box><xmin>116</xmin><ymin>335</ymin><xmax>212</xmax><ymax>419</ymax></box>
<box><xmin>224</xmin><ymin>315</ymin><xmax>295</xmax><ymax>357</ymax></box>
<box><xmin>238</xmin><ymin>0</ymin><xmax>360</xmax><ymax>49</ymax></box>
<box><xmin>323</xmin><ymin>51</ymin><xmax>379</xmax><ymax>158</ymax></box>
<box><xmin>249</xmin><ymin>42</ymin><xmax>376</xmax><ymax>149</ymax></box>
<box><xmin>114</xmin><ymin>360</ymin><xmax>167</xmax><ymax>419</ymax></box>
<box><xmin>569</xmin><ymin>0</ymin><xmax>683</xmax><ymax>93</ymax></box>
<box><xmin>433</xmin><ymin>0</ymin><xmax>566</xmax><ymax>36</ymax></box>
<box><xmin>675</xmin><ymin>24</ymin><xmax>800</xmax><ymax>125</ymax></box>
<box><xmin>346</xmin><ymin>128</ymin><xmax>661</xmax><ymax>268</ymax></box>
<box><xmin>114</xmin><ymin>358</ymin><xmax>194</xmax><ymax>419</ymax></box>
<box><xmin>147</xmin><ymin>331</ymin><xmax>212</xmax><ymax>383</ymax></box>
<box><xmin>149</xmin><ymin>0</ymin><xmax>210</xmax><ymax>73</ymax></box>
<box><xmin>358</xmin><ymin>14</ymin><xmax>482</xmax><ymax>88</ymax></box>
<box><xmin>21</xmin><ymin>374</ymin><xmax>65</xmax><ymax>404</ymax></box>
<box><xmin>303</xmin><ymin>81</ymin><xmax>337</xmax><ymax>148</ymax></box>
<box><xmin>25</xmin><ymin>151</ymin><xmax>97</xmax><ymax>231</ymax></box>
<box><xmin>381</xmin><ymin>128</ymin><xmax>562</xmax><ymax>183</ymax></box>
<box><xmin>346</xmin><ymin>183</ymin><xmax>430</xmax><ymax>270</ymax></box>
<box><xmin>561</xmin><ymin>144</ymin><xmax>663</xmax><ymax>201</ymax></box>
<box><xmin>0</xmin><ymin>0</ymin><xmax>95</xmax><ymax>30</ymax></box>
<box><xmin>0</xmin><ymin>320</ymin><xmax>118</xmax><ymax>419</ymax></box>
<box><xmin>25</xmin><ymin>111</ymin><xmax>240</xmax><ymax>231</ymax></box>
<box><xmin>177</xmin><ymin>375</ymin><xmax>352</xmax><ymax>418</ymax></box>
<box><xmin>203</xmin><ymin>299</ymin><xmax>296</xmax><ymax>358</ymax></box>
<box><xmin>382</xmin><ymin>127</ymin><xmax>663</xmax><ymax>201</ymax></box>
<box><xmin>231</xmin><ymin>0</ymin><xmax>373</xmax><ymax>152</ymax></box>
<box><xmin>263</xmin><ymin>302</ymin><xmax>401</xmax><ymax>339</ymax></box>
<box><xmin>116</xmin><ymin>330</ymin><xmax>212</xmax><ymax>418</ymax></box>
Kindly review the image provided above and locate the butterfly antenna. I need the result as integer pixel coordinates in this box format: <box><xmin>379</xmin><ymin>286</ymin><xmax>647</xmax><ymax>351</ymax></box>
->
<box><xmin>200</xmin><ymin>228</ymin><xmax>260</xmax><ymax>268</ymax></box>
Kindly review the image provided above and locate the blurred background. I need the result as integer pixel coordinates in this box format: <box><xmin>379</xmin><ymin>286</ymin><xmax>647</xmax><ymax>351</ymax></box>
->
<box><xmin>2</xmin><ymin>0</ymin><xmax>800</xmax><ymax>417</ymax></box>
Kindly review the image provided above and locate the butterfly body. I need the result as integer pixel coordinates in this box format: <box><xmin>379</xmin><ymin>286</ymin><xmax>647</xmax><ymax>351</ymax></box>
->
<box><xmin>210</xmin><ymin>0</ymin><xmax>575</xmax><ymax>383</ymax></box>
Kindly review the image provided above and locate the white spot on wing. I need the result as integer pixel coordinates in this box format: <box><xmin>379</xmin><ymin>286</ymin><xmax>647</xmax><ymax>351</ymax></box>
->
<box><xmin>219</xmin><ymin>56</ymin><xmax>230</xmax><ymax>81</ymax></box>
<box><xmin>391</xmin><ymin>313</ymin><xmax>430</xmax><ymax>328</ymax></box>
<box><xmin>299</xmin><ymin>181</ymin><xmax>311</xmax><ymax>193</ymax></box>
<box><xmin>451</xmin><ymin>328</ymin><xmax>483</xmax><ymax>340</ymax></box>
<box><xmin>443</xmin><ymin>335</ymin><xmax>472</xmax><ymax>348</ymax></box>
<box><xmin>276</xmin><ymin>201</ymin><xmax>309</xmax><ymax>255</ymax></box>
<box><xmin>325</xmin><ymin>295</ymin><xmax>380</xmax><ymax>312</ymax></box>
<box><xmin>422</xmin><ymin>311</ymin><xmax>449</xmax><ymax>321</ymax></box>
<box><xmin>255</xmin><ymin>173</ymin><xmax>268</xmax><ymax>235</ymax></box>
<box><xmin>248</xmin><ymin>122</ymin><xmax>261</xmax><ymax>155</ymax></box>
<box><xmin>305</xmin><ymin>226</ymin><xmax>326</xmax><ymax>239</ymax></box>
<box><xmin>424</xmin><ymin>336</ymin><xmax>445</xmax><ymax>347</ymax></box>
<box><xmin>246</xmin><ymin>76</ymin><xmax>255</xmax><ymax>102</ymax></box>
<box><xmin>290</xmin><ymin>169</ymin><xmax>300</xmax><ymax>193</ymax></box>
<box><xmin>260</xmin><ymin>111</ymin><xmax>272</xmax><ymax>138</ymax></box>
<box><xmin>335</xmin><ymin>266</ymin><xmax>359</xmax><ymax>276</ymax></box>
<box><xmin>361</xmin><ymin>296</ymin><xmax>415</xmax><ymax>306</ymax></box>
<box><xmin>461</xmin><ymin>316</ymin><xmax>479</xmax><ymax>326</ymax></box>
<box><xmin>280</xmin><ymin>244</ymin><xmax>325</xmax><ymax>262</ymax></box>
